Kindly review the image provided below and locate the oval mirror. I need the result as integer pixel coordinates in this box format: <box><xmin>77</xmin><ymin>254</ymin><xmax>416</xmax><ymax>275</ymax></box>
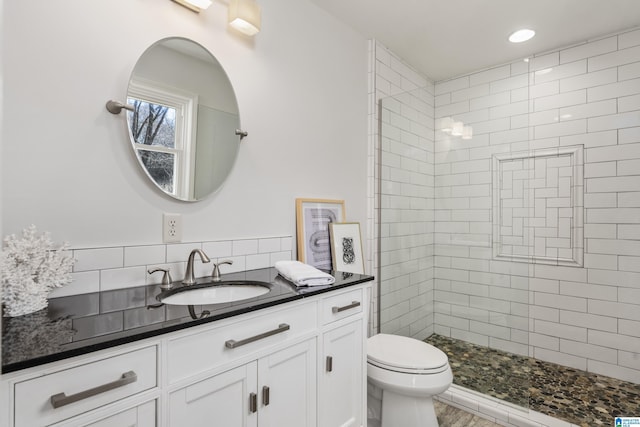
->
<box><xmin>126</xmin><ymin>37</ymin><xmax>241</xmax><ymax>201</ymax></box>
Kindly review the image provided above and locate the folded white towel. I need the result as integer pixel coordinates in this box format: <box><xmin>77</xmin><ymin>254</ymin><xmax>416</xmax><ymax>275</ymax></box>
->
<box><xmin>275</xmin><ymin>260</ymin><xmax>336</xmax><ymax>287</ymax></box>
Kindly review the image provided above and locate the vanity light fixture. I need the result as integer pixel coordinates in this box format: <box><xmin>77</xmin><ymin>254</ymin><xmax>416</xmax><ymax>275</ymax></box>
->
<box><xmin>228</xmin><ymin>0</ymin><xmax>261</xmax><ymax>36</ymax></box>
<box><xmin>509</xmin><ymin>29</ymin><xmax>535</xmax><ymax>43</ymax></box>
<box><xmin>171</xmin><ymin>0</ymin><xmax>212</xmax><ymax>13</ymax></box>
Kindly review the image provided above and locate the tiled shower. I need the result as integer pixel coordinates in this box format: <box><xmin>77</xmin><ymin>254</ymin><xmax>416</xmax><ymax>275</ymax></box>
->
<box><xmin>372</xmin><ymin>25</ymin><xmax>640</xmax><ymax>423</ymax></box>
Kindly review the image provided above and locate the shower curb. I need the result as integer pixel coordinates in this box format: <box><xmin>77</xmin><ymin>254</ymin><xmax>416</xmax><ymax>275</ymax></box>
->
<box><xmin>436</xmin><ymin>384</ymin><xmax>581</xmax><ymax>427</ymax></box>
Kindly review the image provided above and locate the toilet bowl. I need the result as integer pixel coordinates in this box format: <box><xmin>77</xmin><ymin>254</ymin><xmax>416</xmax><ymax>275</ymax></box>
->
<box><xmin>367</xmin><ymin>334</ymin><xmax>453</xmax><ymax>427</ymax></box>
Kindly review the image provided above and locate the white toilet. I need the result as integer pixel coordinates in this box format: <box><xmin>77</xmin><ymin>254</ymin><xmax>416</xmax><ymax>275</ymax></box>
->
<box><xmin>367</xmin><ymin>334</ymin><xmax>453</xmax><ymax>427</ymax></box>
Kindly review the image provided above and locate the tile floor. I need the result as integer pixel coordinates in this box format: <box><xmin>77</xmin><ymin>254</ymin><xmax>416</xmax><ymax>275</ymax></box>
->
<box><xmin>426</xmin><ymin>334</ymin><xmax>640</xmax><ymax>427</ymax></box>
<box><xmin>435</xmin><ymin>401</ymin><xmax>500</xmax><ymax>426</ymax></box>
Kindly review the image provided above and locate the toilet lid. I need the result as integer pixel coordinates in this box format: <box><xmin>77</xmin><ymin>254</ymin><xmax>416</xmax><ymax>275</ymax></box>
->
<box><xmin>367</xmin><ymin>334</ymin><xmax>448</xmax><ymax>373</ymax></box>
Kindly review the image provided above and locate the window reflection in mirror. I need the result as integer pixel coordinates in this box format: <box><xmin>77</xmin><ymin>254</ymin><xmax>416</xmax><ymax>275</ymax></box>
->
<box><xmin>125</xmin><ymin>37</ymin><xmax>241</xmax><ymax>202</ymax></box>
<box><xmin>127</xmin><ymin>100</ymin><xmax>178</xmax><ymax>195</ymax></box>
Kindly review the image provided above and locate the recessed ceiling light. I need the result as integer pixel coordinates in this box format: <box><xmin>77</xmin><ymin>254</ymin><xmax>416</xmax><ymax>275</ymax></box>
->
<box><xmin>509</xmin><ymin>29</ymin><xmax>535</xmax><ymax>43</ymax></box>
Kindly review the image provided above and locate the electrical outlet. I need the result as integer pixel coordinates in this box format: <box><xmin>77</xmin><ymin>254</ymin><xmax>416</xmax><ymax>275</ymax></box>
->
<box><xmin>163</xmin><ymin>213</ymin><xmax>182</xmax><ymax>243</ymax></box>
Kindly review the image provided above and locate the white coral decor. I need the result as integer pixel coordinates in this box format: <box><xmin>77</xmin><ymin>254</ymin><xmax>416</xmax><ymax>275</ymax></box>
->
<box><xmin>1</xmin><ymin>225</ymin><xmax>75</xmax><ymax>317</ymax></box>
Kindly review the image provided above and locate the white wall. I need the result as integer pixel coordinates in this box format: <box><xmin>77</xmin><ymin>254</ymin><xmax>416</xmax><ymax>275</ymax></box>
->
<box><xmin>1</xmin><ymin>0</ymin><xmax>368</xmax><ymax>252</ymax></box>
<box><xmin>434</xmin><ymin>27</ymin><xmax>640</xmax><ymax>384</ymax></box>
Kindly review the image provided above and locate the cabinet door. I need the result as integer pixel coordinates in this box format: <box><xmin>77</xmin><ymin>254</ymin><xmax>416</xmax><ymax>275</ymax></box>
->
<box><xmin>258</xmin><ymin>339</ymin><xmax>317</xmax><ymax>427</ymax></box>
<box><xmin>168</xmin><ymin>362</ymin><xmax>258</xmax><ymax>427</ymax></box>
<box><xmin>319</xmin><ymin>320</ymin><xmax>363</xmax><ymax>427</ymax></box>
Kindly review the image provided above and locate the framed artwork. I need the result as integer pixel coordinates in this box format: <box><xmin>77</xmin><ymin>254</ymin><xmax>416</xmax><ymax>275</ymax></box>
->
<box><xmin>296</xmin><ymin>198</ymin><xmax>345</xmax><ymax>270</ymax></box>
<box><xmin>329</xmin><ymin>222</ymin><xmax>364</xmax><ymax>274</ymax></box>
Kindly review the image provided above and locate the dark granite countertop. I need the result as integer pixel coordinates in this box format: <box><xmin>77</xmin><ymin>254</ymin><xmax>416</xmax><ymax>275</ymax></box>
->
<box><xmin>2</xmin><ymin>268</ymin><xmax>373</xmax><ymax>374</ymax></box>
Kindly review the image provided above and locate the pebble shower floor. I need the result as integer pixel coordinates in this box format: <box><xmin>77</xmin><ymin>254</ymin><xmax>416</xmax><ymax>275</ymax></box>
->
<box><xmin>425</xmin><ymin>334</ymin><xmax>640</xmax><ymax>427</ymax></box>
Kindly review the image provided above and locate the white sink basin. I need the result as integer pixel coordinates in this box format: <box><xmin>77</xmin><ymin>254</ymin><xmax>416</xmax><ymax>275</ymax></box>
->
<box><xmin>160</xmin><ymin>282</ymin><xmax>270</xmax><ymax>305</ymax></box>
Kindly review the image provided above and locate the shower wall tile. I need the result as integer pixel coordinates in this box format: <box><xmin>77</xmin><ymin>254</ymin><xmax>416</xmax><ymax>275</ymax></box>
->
<box><xmin>373</xmin><ymin>41</ymin><xmax>435</xmax><ymax>340</ymax></box>
<box><xmin>434</xmin><ymin>27</ymin><xmax>640</xmax><ymax>384</ymax></box>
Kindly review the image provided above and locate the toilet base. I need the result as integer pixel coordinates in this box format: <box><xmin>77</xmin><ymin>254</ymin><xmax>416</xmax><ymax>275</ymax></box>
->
<box><xmin>383</xmin><ymin>389</ymin><xmax>439</xmax><ymax>427</ymax></box>
<box><xmin>368</xmin><ymin>382</ymin><xmax>440</xmax><ymax>427</ymax></box>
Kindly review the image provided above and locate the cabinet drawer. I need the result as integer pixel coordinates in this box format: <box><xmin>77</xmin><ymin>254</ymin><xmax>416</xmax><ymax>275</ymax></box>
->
<box><xmin>167</xmin><ymin>301</ymin><xmax>318</xmax><ymax>384</ymax></box>
<box><xmin>14</xmin><ymin>345</ymin><xmax>157</xmax><ymax>427</ymax></box>
<box><xmin>322</xmin><ymin>288</ymin><xmax>363</xmax><ymax>325</ymax></box>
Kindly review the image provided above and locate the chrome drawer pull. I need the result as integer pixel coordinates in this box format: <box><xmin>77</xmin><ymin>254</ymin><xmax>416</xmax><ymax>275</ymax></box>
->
<box><xmin>225</xmin><ymin>323</ymin><xmax>290</xmax><ymax>349</ymax></box>
<box><xmin>332</xmin><ymin>301</ymin><xmax>360</xmax><ymax>314</ymax></box>
<box><xmin>249</xmin><ymin>392</ymin><xmax>257</xmax><ymax>413</ymax></box>
<box><xmin>50</xmin><ymin>371</ymin><xmax>137</xmax><ymax>409</ymax></box>
<box><xmin>262</xmin><ymin>385</ymin><xmax>270</xmax><ymax>406</ymax></box>
<box><xmin>326</xmin><ymin>356</ymin><xmax>333</xmax><ymax>372</ymax></box>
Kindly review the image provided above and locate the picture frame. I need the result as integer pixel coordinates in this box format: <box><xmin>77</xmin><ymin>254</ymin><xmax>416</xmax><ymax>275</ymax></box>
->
<box><xmin>296</xmin><ymin>198</ymin><xmax>346</xmax><ymax>270</ymax></box>
<box><xmin>329</xmin><ymin>222</ymin><xmax>364</xmax><ymax>274</ymax></box>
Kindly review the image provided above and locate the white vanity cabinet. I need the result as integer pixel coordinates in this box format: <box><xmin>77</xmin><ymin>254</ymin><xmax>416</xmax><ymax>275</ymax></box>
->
<box><xmin>169</xmin><ymin>339</ymin><xmax>316</xmax><ymax>427</ymax></box>
<box><xmin>0</xmin><ymin>281</ymin><xmax>370</xmax><ymax>427</ymax></box>
<box><xmin>319</xmin><ymin>287</ymin><xmax>365</xmax><ymax>427</ymax></box>
<box><xmin>1</xmin><ymin>343</ymin><xmax>159</xmax><ymax>427</ymax></box>
<box><xmin>165</xmin><ymin>298</ymin><xmax>318</xmax><ymax>426</ymax></box>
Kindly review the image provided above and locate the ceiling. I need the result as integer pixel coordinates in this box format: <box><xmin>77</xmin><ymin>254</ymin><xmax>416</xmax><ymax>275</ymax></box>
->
<box><xmin>309</xmin><ymin>0</ymin><xmax>640</xmax><ymax>81</ymax></box>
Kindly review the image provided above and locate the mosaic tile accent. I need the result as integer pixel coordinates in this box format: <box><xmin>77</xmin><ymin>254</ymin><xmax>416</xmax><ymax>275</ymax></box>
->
<box><xmin>426</xmin><ymin>334</ymin><xmax>640</xmax><ymax>427</ymax></box>
<box><xmin>492</xmin><ymin>146</ymin><xmax>584</xmax><ymax>267</ymax></box>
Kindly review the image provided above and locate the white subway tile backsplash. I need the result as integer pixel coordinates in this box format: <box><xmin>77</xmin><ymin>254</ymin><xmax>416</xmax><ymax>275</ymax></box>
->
<box><xmin>470</xmin><ymin>65</ymin><xmax>511</xmax><ymax>87</ymax></box>
<box><xmin>451</xmin><ymin>84</ymin><xmax>490</xmax><ymax>103</ymax></box>
<box><xmin>245</xmin><ymin>253</ymin><xmax>271</xmax><ymax>270</ymax></box>
<box><xmin>560</xmin><ymin>37</ymin><xmax>617</xmax><ymax>64</ymax></box>
<box><xmin>589</xmin><ymin>300</ymin><xmax>640</xmax><ymax>322</ymax></box>
<box><xmin>535</xmin><ymin>60</ymin><xmax>587</xmax><ymax>84</ymax></box>
<box><xmin>258</xmin><ymin>237</ymin><xmax>281</xmax><ymax>253</ymax></box>
<box><xmin>620</xmin><ymin>62</ymin><xmax>640</xmax><ymax>81</ymax></box>
<box><xmin>619</xmin><ymin>28</ymin><xmax>640</xmax><ymax>49</ymax></box>
<box><xmin>589</xmin><ymin>360</ymin><xmax>640</xmax><ymax>384</ymax></box>
<box><xmin>560</xmin><ymin>68</ymin><xmax>617</xmax><ymax>93</ymax></box>
<box><xmin>534</xmin><ymin>292</ymin><xmax>587</xmax><ymax>312</ymax></box>
<box><xmin>588</xmin><ymin>78</ymin><xmax>640</xmax><ymax>103</ymax></box>
<box><xmin>619</xmin><ymin>126</ymin><xmax>640</xmax><ymax>144</ymax></box>
<box><xmin>124</xmin><ymin>245</ymin><xmax>166</xmax><ymax>267</ymax></box>
<box><xmin>100</xmin><ymin>266</ymin><xmax>147</xmax><ymax>291</ymax></box>
<box><xmin>530</xmin><ymin>81</ymin><xmax>560</xmax><ymax>99</ymax></box>
<box><xmin>589</xmin><ymin>329</ymin><xmax>640</xmax><ymax>352</ymax></box>
<box><xmin>534</xmin><ymin>91</ymin><xmax>586</xmax><ymax>112</ymax></box>
<box><xmin>619</xmin><ymin>319</ymin><xmax>640</xmax><ymax>338</ymax></box>
<box><xmin>470</xmin><ymin>92</ymin><xmax>510</xmax><ymax>110</ymax></box>
<box><xmin>534</xmin><ymin>120</ymin><xmax>586</xmax><ymax>139</ymax></box>
<box><xmin>619</xmin><ymin>255</ymin><xmax>640</xmax><ymax>272</ymax></box>
<box><xmin>535</xmin><ymin>319</ymin><xmax>587</xmax><ymax>342</ymax></box>
<box><xmin>587</xmin><ymin>176</ymin><xmax>640</xmax><ymax>193</ymax></box>
<box><xmin>74</xmin><ymin>247</ymin><xmax>123</xmax><ymax>272</ymax></box>
<box><xmin>166</xmin><ymin>242</ymin><xmax>202</xmax><ymax>262</ymax></box>
<box><xmin>559</xmin><ymin>339</ymin><xmax>617</xmax><ymax>364</ymax></box>
<box><xmin>588</xmin><ymin>45</ymin><xmax>640</xmax><ymax>72</ymax></box>
<box><xmin>559</xmin><ymin>310</ymin><xmax>617</xmax><ymax>332</ymax></box>
<box><xmin>530</xmin><ymin>52</ymin><xmax>560</xmax><ymax>72</ymax></box>
<box><xmin>560</xmin><ymin>99</ymin><xmax>617</xmax><ymax>121</ymax></box>
<box><xmin>619</xmin><ymin>93</ymin><xmax>640</xmax><ymax>113</ymax></box>
<box><xmin>202</xmin><ymin>240</ymin><xmax>233</xmax><ymax>258</ymax></box>
<box><xmin>49</xmin><ymin>271</ymin><xmax>100</xmax><ymax>297</ymax></box>
<box><xmin>232</xmin><ymin>239</ymin><xmax>259</xmax><ymax>256</ymax></box>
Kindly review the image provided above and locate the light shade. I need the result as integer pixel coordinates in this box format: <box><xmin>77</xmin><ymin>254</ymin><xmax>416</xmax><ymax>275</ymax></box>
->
<box><xmin>440</xmin><ymin>117</ymin><xmax>454</xmax><ymax>133</ymax></box>
<box><xmin>229</xmin><ymin>0</ymin><xmax>261</xmax><ymax>36</ymax></box>
<box><xmin>462</xmin><ymin>126</ymin><xmax>473</xmax><ymax>140</ymax></box>
<box><xmin>451</xmin><ymin>121</ymin><xmax>464</xmax><ymax>136</ymax></box>
<box><xmin>172</xmin><ymin>0</ymin><xmax>212</xmax><ymax>13</ymax></box>
<box><xmin>509</xmin><ymin>29</ymin><xmax>535</xmax><ymax>43</ymax></box>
